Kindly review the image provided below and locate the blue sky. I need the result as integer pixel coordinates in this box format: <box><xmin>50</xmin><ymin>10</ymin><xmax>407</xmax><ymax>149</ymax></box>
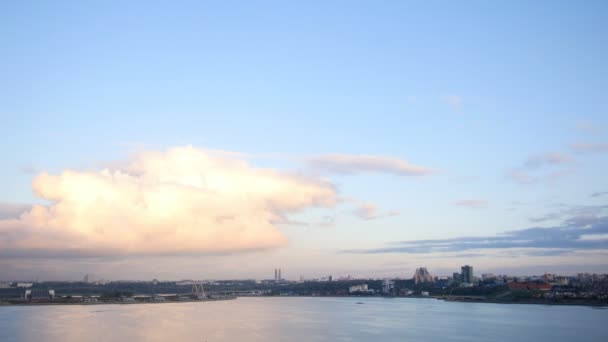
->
<box><xmin>0</xmin><ymin>1</ymin><xmax>607</xmax><ymax>280</ymax></box>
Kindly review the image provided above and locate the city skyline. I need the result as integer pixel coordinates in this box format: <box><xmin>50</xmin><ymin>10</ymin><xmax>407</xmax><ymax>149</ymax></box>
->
<box><xmin>1</xmin><ymin>1</ymin><xmax>607</xmax><ymax>281</ymax></box>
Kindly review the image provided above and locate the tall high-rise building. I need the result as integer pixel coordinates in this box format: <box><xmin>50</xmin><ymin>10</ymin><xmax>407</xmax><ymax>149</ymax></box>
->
<box><xmin>461</xmin><ymin>265</ymin><xmax>474</xmax><ymax>283</ymax></box>
<box><xmin>382</xmin><ymin>279</ymin><xmax>395</xmax><ymax>295</ymax></box>
<box><xmin>278</xmin><ymin>268</ymin><xmax>282</xmax><ymax>281</ymax></box>
<box><xmin>414</xmin><ymin>267</ymin><xmax>433</xmax><ymax>284</ymax></box>
<box><xmin>274</xmin><ymin>268</ymin><xmax>278</xmax><ymax>281</ymax></box>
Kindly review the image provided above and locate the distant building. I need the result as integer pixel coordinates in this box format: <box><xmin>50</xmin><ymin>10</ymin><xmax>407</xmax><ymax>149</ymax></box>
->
<box><xmin>414</xmin><ymin>267</ymin><xmax>433</xmax><ymax>284</ymax></box>
<box><xmin>16</xmin><ymin>282</ymin><xmax>33</xmax><ymax>288</ymax></box>
<box><xmin>24</xmin><ymin>289</ymin><xmax>55</xmax><ymax>300</ymax></box>
<box><xmin>0</xmin><ymin>282</ymin><xmax>11</xmax><ymax>289</ymax></box>
<box><xmin>83</xmin><ymin>273</ymin><xmax>95</xmax><ymax>283</ymax></box>
<box><xmin>176</xmin><ymin>280</ymin><xmax>195</xmax><ymax>286</ymax></box>
<box><xmin>349</xmin><ymin>284</ymin><xmax>371</xmax><ymax>294</ymax></box>
<box><xmin>273</xmin><ymin>268</ymin><xmax>283</xmax><ymax>282</ymax></box>
<box><xmin>400</xmin><ymin>289</ymin><xmax>414</xmax><ymax>296</ymax></box>
<box><xmin>382</xmin><ymin>279</ymin><xmax>395</xmax><ymax>295</ymax></box>
<box><xmin>508</xmin><ymin>282</ymin><xmax>552</xmax><ymax>291</ymax></box>
<box><xmin>461</xmin><ymin>265</ymin><xmax>474</xmax><ymax>284</ymax></box>
<box><xmin>421</xmin><ymin>291</ymin><xmax>430</xmax><ymax>297</ymax></box>
<box><xmin>482</xmin><ymin>273</ymin><xmax>496</xmax><ymax>281</ymax></box>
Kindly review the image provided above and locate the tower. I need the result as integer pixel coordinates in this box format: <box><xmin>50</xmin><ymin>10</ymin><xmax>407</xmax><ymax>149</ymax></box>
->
<box><xmin>274</xmin><ymin>268</ymin><xmax>278</xmax><ymax>281</ymax></box>
<box><xmin>461</xmin><ymin>265</ymin><xmax>474</xmax><ymax>283</ymax></box>
<box><xmin>278</xmin><ymin>268</ymin><xmax>282</xmax><ymax>281</ymax></box>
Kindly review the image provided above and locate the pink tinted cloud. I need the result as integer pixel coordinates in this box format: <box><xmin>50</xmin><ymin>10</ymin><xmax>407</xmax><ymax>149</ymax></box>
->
<box><xmin>0</xmin><ymin>146</ymin><xmax>337</xmax><ymax>257</ymax></box>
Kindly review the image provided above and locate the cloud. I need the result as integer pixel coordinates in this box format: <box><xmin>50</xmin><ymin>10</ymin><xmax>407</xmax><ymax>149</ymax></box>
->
<box><xmin>507</xmin><ymin>170</ymin><xmax>537</xmax><ymax>184</ymax></box>
<box><xmin>343</xmin><ymin>215</ymin><xmax>608</xmax><ymax>256</ymax></box>
<box><xmin>0</xmin><ymin>146</ymin><xmax>338</xmax><ymax>258</ymax></box>
<box><xmin>0</xmin><ymin>202</ymin><xmax>31</xmax><ymax>220</ymax></box>
<box><xmin>529</xmin><ymin>204</ymin><xmax>608</xmax><ymax>224</ymax></box>
<box><xmin>576</xmin><ymin>121</ymin><xmax>601</xmax><ymax>134</ymax></box>
<box><xmin>306</xmin><ymin>154</ymin><xmax>433</xmax><ymax>176</ymax></box>
<box><xmin>443</xmin><ymin>94</ymin><xmax>463</xmax><ymax>109</ymax></box>
<box><xmin>591</xmin><ymin>191</ymin><xmax>608</xmax><ymax>198</ymax></box>
<box><xmin>571</xmin><ymin>143</ymin><xmax>608</xmax><ymax>154</ymax></box>
<box><xmin>523</xmin><ymin>152</ymin><xmax>572</xmax><ymax>168</ymax></box>
<box><xmin>20</xmin><ymin>165</ymin><xmax>39</xmax><ymax>174</ymax></box>
<box><xmin>453</xmin><ymin>199</ymin><xmax>487</xmax><ymax>209</ymax></box>
<box><xmin>352</xmin><ymin>203</ymin><xmax>399</xmax><ymax>220</ymax></box>
<box><xmin>508</xmin><ymin>152</ymin><xmax>575</xmax><ymax>185</ymax></box>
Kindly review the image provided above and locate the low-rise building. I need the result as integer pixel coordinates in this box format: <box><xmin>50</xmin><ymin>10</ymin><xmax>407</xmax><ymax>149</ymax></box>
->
<box><xmin>349</xmin><ymin>284</ymin><xmax>373</xmax><ymax>294</ymax></box>
<box><xmin>24</xmin><ymin>289</ymin><xmax>55</xmax><ymax>300</ymax></box>
<box><xmin>508</xmin><ymin>282</ymin><xmax>552</xmax><ymax>291</ymax></box>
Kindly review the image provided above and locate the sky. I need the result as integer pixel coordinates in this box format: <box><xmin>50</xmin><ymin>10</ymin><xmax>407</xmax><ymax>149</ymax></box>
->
<box><xmin>1</xmin><ymin>1</ymin><xmax>607</xmax><ymax>281</ymax></box>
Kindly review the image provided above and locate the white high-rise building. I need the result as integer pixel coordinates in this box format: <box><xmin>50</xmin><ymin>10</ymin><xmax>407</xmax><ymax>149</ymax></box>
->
<box><xmin>382</xmin><ymin>279</ymin><xmax>394</xmax><ymax>294</ymax></box>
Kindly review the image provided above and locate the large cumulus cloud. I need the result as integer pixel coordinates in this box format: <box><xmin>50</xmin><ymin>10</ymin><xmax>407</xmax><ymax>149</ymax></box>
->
<box><xmin>0</xmin><ymin>146</ymin><xmax>337</xmax><ymax>257</ymax></box>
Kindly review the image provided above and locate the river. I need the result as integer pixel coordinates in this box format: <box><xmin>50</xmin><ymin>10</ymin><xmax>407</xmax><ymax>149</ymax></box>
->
<box><xmin>1</xmin><ymin>297</ymin><xmax>606</xmax><ymax>341</ymax></box>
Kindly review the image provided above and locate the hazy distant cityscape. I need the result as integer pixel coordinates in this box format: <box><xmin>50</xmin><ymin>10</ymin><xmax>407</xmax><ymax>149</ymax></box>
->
<box><xmin>2</xmin><ymin>264</ymin><xmax>607</xmax><ymax>306</ymax></box>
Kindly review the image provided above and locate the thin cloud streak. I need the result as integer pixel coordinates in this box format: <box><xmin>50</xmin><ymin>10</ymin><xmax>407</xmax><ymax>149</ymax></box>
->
<box><xmin>453</xmin><ymin>199</ymin><xmax>487</xmax><ymax>209</ymax></box>
<box><xmin>571</xmin><ymin>143</ymin><xmax>608</xmax><ymax>153</ymax></box>
<box><xmin>306</xmin><ymin>154</ymin><xmax>433</xmax><ymax>176</ymax></box>
<box><xmin>352</xmin><ymin>203</ymin><xmax>399</xmax><ymax>220</ymax></box>
<box><xmin>523</xmin><ymin>152</ymin><xmax>572</xmax><ymax>168</ymax></box>
<box><xmin>508</xmin><ymin>152</ymin><xmax>575</xmax><ymax>185</ymax></box>
<box><xmin>343</xmin><ymin>216</ymin><xmax>608</xmax><ymax>256</ymax></box>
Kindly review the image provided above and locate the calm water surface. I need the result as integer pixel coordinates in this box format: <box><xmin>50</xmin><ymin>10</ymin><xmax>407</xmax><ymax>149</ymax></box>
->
<box><xmin>1</xmin><ymin>297</ymin><xmax>606</xmax><ymax>341</ymax></box>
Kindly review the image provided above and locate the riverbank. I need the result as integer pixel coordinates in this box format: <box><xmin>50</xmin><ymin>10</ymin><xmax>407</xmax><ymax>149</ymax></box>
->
<box><xmin>438</xmin><ymin>295</ymin><xmax>608</xmax><ymax>307</ymax></box>
<box><xmin>0</xmin><ymin>296</ymin><xmax>236</xmax><ymax>307</ymax></box>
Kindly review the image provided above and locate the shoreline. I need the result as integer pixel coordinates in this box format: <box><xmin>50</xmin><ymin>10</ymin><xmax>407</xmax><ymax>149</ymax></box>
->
<box><xmin>2</xmin><ymin>295</ymin><xmax>607</xmax><ymax>308</ymax></box>
<box><xmin>437</xmin><ymin>296</ymin><xmax>608</xmax><ymax>307</ymax></box>
<box><xmin>0</xmin><ymin>296</ymin><xmax>236</xmax><ymax>307</ymax></box>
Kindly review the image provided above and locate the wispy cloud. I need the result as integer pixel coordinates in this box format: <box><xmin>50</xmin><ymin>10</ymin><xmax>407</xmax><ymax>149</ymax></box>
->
<box><xmin>352</xmin><ymin>203</ymin><xmax>399</xmax><ymax>220</ymax></box>
<box><xmin>529</xmin><ymin>204</ymin><xmax>608</xmax><ymax>224</ymax></box>
<box><xmin>343</xmin><ymin>216</ymin><xmax>608</xmax><ymax>256</ymax></box>
<box><xmin>19</xmin><ymin>165</ymin><xmax>39</xmax><ymax>174</ymax></box>
<box><xmin>523</xmin><ymin>152</ymin><xmax>572</xmax><ymax>168</ymax></box>
<box><xmin>453</xmin><ymin>199</ymin><xmax>487</xmax><ymax>209</ymax></box>
<box><xmin>306</xmin><ymin>154</ymin><xmax>433</xmax><ymax>176</ymax></box>
<box><xmin>571</xmin><ymin>143</ymin><xmax>608</xmax><ymax>154</ymax></box>
<box><xmin>591</xmin><ymin>191</ymin><xmax>608</xmax><ymax>198</ymax></box>
<box><xmin>508</xmin><ymin>152</ymin><xmax>575</xmax><ymax>185</ymax></box>
<box><xmin>576</xmin><ymin>120</ymin><xmax>601</xmax><ymax>135</ymax></box>
<box><xmin>442</xmin><ymin>94</ymin><xmax>463</xmax><ymax>109</ymax></box>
